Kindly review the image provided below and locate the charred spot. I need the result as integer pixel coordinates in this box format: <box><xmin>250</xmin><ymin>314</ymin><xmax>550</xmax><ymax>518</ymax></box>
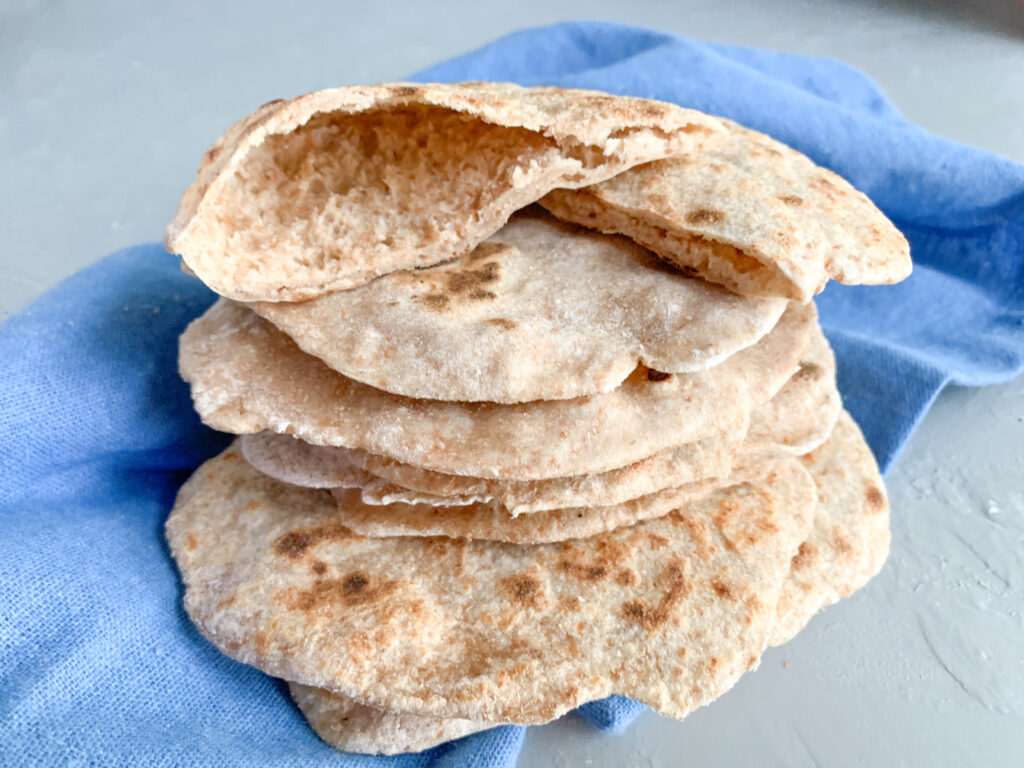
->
<box><xmin>446</xmin><ymin>261</ymin><xmax>500</xmax><ymax>293</ymax></box>
<box><xmin>484</xmin><ymin>317</ymin><xmax>517</xmax><ymax>330</ymax></box>
<box><xmin>620</xmin><ymin>559</ymin><xmax>691</xmax><ymax>631</ymax></box>
<box><xmin>416</xmin><ymin>293</ymin><xmax>450</xmax><ymax>310</ymax></box>
<box><xmin>865</xmin><ymin>486</ymin><xmax>885</xmax><ymax>512</ymax></box>
<box><xmin>470</xmin><ymin>290</ymin><xmax>497</xmax><ymax>301</ymax></box>
<box><xmin>685</xmin><ymin>208</ymin><xmax>726</xmax><ymax>226</ymax></box>
<box><xmin>791</xmin><ymin>540</ymin><xmax>819</xmax><ymax>570</ymax></box>
<box><xmin>711</xmin><ymin>578</ymin><xmax>735</xmax><ymax>601</ymax></box>
<box><xmin>795</xmin><ymin>361</ymin><xmax>823</xmax><ymax>380</ymax></box>
<box><xmin>284</xmin><ymin>571</ymin><xmax>396</xmax><ymax>613</ymax></box>
<box><xmin>500</xmin><ymin>574</ymin><xmax>544</xmax><ymax>609</ymax></box>
<box><xmin>646</xmin><ymin>369</ymin><xmax>672</xmax><ymax>382</ymax></box>
<box><xmin>778</xmin><ymin>194</ymin><xmax>804</xmax><ymax>206</ymax></box>
<box><xmin>615</xmin><ymin>568</ymin><xmax>638</xmax><ymax>587</ymax></box>
<box><xmin>272</xmin><ymin>523</ymin><xmax>352</xmax><ymax>559</ymax></box>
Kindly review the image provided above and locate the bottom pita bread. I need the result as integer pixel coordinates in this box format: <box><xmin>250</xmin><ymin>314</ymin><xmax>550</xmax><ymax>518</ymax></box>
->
<box><xmin>286</xmin><ymin>412</ymin><xmax>888</xmax><ymax>755</ymax></box>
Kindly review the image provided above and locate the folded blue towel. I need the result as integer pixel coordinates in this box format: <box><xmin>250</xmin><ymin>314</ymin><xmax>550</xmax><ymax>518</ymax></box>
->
<box><xmin>2</xmin><ymin>21</ymin><xmax>1022</xmax><ymax>768</ymax></box>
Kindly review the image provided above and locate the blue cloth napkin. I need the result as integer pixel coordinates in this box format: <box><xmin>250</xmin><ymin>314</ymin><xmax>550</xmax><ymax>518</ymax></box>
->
<box><xmin>2</xmin><ymin>21</ymin><xmax>1022</xmax><ymax>768</ymax></box>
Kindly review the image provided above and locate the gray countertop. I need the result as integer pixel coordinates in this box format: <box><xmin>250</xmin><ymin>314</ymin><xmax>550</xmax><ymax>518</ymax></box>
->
<box><xmin>3</xmin><ymin>1</ymin><xmax>1023</xmax><ymax>766</ymax></box>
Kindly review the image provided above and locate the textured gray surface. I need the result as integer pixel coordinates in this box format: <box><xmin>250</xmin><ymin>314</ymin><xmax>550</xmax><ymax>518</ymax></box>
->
<box><xmin>3</xmin><ymin>1</ymin><xmax>1022</xmax><ymax>766</ymax></box>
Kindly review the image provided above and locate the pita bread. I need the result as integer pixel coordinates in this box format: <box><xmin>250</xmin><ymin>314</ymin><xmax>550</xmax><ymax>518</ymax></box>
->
<box><xmin>166</xmin><ymin>446</ymin><xmax>814</xmax><ymax>723</ymax></box>
<box><xmin>541</xmin><ymin>120</ymin><xmax>910</xmax><ymax>302</ymax></box>
<box><xmin>240</xmin><ymin>416</ymin><xmax>746</xmax><ymax>515</ymax></box>
<box><xmin>287</xmin><ymin>682</ymin><xmax>485</xmax><ymax>756</ymax></box>
<box><xmin>286</xmin><ymin>410</ymin><xmax>888</xmax><ymax>755</ymax></box>
<box><xmin>326</xmin><ymin>458</ymin><xmax>778</xmax><ymax>544</ymax></box>
<box><xmin>238</xmin><ymin>323</ymin><xmax>834</xmax><ymax>512</ymax></box>
<box><xmin>746</xmin><ymin>328</ymin><xmax>840</xmax><ymax>455</ymax></box>
<box><xmin>165</xmin><ymin>83</ymin><xmax>725</xmax><ymax>302</ymax></box>
<box><xmin>252</xmin><ymin>211</ymin><xmax>786</xmax><ymax>403</ymax></box>
<box><xmin>179</xmin><ymin>300</ymin><xmax>812</xmax><ymax>480</ymax></box>
<box><xmin>770</xmin><ymin>411</ymin><xmax>890</xmax><ymax>644</ymax></box>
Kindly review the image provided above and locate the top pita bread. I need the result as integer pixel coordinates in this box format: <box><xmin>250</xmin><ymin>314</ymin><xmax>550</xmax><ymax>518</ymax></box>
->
<box><xmin>541</xmin><ymin>119</ymin><xmax>910</xmax><ymax>302</ymax></box>
<box><xmin>252</xmin><ymin>211</ymin><xmax>786</xmax><ymax>403</ymax></box>
<box><xmin>165</xmin><ymin>83</ymin><xmax>724</xmax><ymax>302</ymax></box>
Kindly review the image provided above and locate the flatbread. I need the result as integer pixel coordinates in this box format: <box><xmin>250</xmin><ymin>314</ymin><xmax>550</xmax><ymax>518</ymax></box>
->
<box><xmin>770</xmin><ymin>411</ymin><xmax>890</xmax><ymax>644</ymax></box>
<box><xmin>327</xmin><ymin>456</ymin><xmax>779</xmax><ymax>544</ymax></box>
<box><xmin>287</xmin><ymin>682</ymin><xmax>485</xmax><ymax>756</ymax></box>
<box><xmin>179</xmin><ymin>300</ymin><xmax>812</xmax><ymax>479</ymax></box>
<box><xmin>286</xmin><ymin>410</ymin><xmax>888</xmax><ymax>755</ymax></box>
<box><xmin>165</xmin><ymin>83</ymin><xmax>724</xmax><ymax>302</ymax></box>
<box><xmin>238</xmin><ymin>323</ymin><xmax>835</xmax><ymax>512</ymax></box>
<box><xmin>240</xmin><ymin>417</ymin><xmax>746</xmax><ymax>515</ymax></box>
<box><xmin>166</xmin><ymin>446</ymin><xmax>815</xmax><ymax>724</ymax></box>
<box><xmin>251</xmin><ymin>211</ymin><xmax>786</xmax><ymax>403</ymax></box>
<box><xmin>746</xmin><ymin>328</ymin><xmax>840</xmax><ymax>455</ymax></box>
<box><xmin>541</xmin><ymin>120</ymin><xmax>910</xmax><ymax>302</ymax></box>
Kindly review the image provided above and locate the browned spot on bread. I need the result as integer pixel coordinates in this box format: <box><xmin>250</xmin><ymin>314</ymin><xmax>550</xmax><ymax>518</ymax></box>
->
<box><xmin>620</xmin><ymin>558</ymin><xmax>692</xmax><ymax>631</ymax></box>
<box><xmin>390</xmin><ymin>86</ymin><xmax>420</xmax><ymax>97</ymax></box>
<box><xmin>470</xmin><ymin>289</ymin><xmax>497</xmax><ymax>301</ymax></box>
<box><xmin>203</xmin><ymin>145</ymin><xmax>222</xmax><ymax>164</ymax></box>
<box><xmin>831</xmin><ymin>529</ymin><xmax>854</xmax><ymax>555</ymax></box>
<box><xmin>647</xmin><ymin>533</ymin><xmax>670</xmax><ymax>550</ymax></box>
<box><xmin>646</xmin><ymin>369</ymin><xmax>672</xmax><ymax>382</ymax></box>
<box><xmin>778</xmin><ymin>194</ymin><xmax>804</xmax><ymax>206</ymax></box>
<box><xmin>285</xmin><ymin>571</ymin><xmax>398</xmax><ymax>613</ymax></box>
<box><xmin>558</xmin><ymin>540</ymin><xmax>633</xmax><ymax>583</ymax></box>
<box><xmin>795</xmin><ymin>361</ymin><xmax>824</xmax><ymax>380</ymax></box>
<box><xmin>711</xmin><ymin>577</ymin><xmax>736</xmax><ymax>601</ymax></box>
<box><xmin>865</xmin><ymin>486</ymin><xmax>885</xmax><ymax>512</ymax></box>
<box><xmin>273</xmin><ymin>522</ymin><xmax>353</xmax><ymax>559</ymax></box>
<box><xmin>416</xmin><ymin>293</ymin><xmax>450</xmax><ymax>310</ymax></box>
<box><xmin>311</xmin><ymin>560</ymin><xmax>327</xmax><ymax>576</ymax></box>
<box><xmin>259</xmin><ymin>98</ymin><xmax>285</xmax><ymax>109</ymax></box>
<box><xmin>185</xmin><ymin>533</ymin><xmax>199</xmax><ymax>551</ymax></box>
<box><xmin>685</xmin><ymin>208</ymin><xmax>726</xmax><ymax>225</ymax></box>
<box><xmin>484</xmin><ymin>318</ymin><xmax>517</xmax><ymax>330</ymax></box>
<box><xmin>500</xmin><ymin>574</ymin><xmax>545</xmax><ymax>609</ymax></box>
<box><xmin>446</xmin><ymin>261</ymin><xmax>500</xmax><ymax>294</ymax></box>
<box><xmin>616</xmin><ymin>568</ymin><xmax>639</xmax><ymax>587</ymax></box>
<box><xmin>792</xmin><ymin>540</ymin><xmax>819</xmax><ymax>570</ymax></box>
<box><xmin>244</xmin><ymin>500</ymin><xmax>262</xmax><ymax>512</ymax></box>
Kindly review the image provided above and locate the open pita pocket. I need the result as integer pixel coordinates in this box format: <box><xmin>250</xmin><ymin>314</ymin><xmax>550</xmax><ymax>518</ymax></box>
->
<box><xmin>252</xmin><ymin>211</ymin><xmax>786</xmax><ymax>403</ymax></box>
<box><xmin>770</xmin><ymin>410</ymin><xmax>889</xmax><ymax>644</ymax></box>
<box><xmin>541</xmin><ymin>119</ymin><xmax>910</xmax><ymax>302</ymax></box>
<box><xmin>165</xmin><ymin>83</ymin><xmax>724</xmax><ymax>302</ymax></box>
<box><xmin>286</xmin><ymin>409</ymin><xmax>888</xmax><ymax>755</ymax></box>
<box><xmin>166</xmin><ymin>446</ymin><xmax>814</xmax><ymax>724</ymax></box>
<box><xmin>179</xmin><ymin>300</ymin><xmax>812</xmax><ymax>480</ymax></box>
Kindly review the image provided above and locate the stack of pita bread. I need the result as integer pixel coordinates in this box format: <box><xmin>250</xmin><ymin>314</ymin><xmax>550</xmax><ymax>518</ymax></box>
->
<box><xmin>164</xmin><ymin>84</ymin><xmax>910</xmax><ymax>755</ymax></box>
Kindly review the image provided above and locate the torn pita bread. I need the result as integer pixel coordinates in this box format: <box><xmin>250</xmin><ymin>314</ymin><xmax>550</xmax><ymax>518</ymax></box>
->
<box><xmin>179</xmin><ymin>300</ymin><xmax>812</xmax><ymax>480</ymax></box>
<box><xmin>541</xmin><ymin>119</ymin><xmax>910</xmax><ymax>302</ymax></box>
<box><xmin>252</xmin><ymin>211</ymin><xmax>786</xmax><ymax>403</ymax></box>
<box><xmin>770</xmin><ymin>411</ymin><xmax>889</xmax><ymax>644</ymax></box>
<box><xmin>287</xmin><ymin>409</ymin><xmax>888</xmax><ymax>755</ymax></box>
<box><xmin>166</xmin><ymin>83</ymin><xmax>724</xmax><ymax>302</ymax></box>
<box><xmin>166</xmin><ymin>446</ymin><xmax>814</xmax><ymax>724</ymax></box>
